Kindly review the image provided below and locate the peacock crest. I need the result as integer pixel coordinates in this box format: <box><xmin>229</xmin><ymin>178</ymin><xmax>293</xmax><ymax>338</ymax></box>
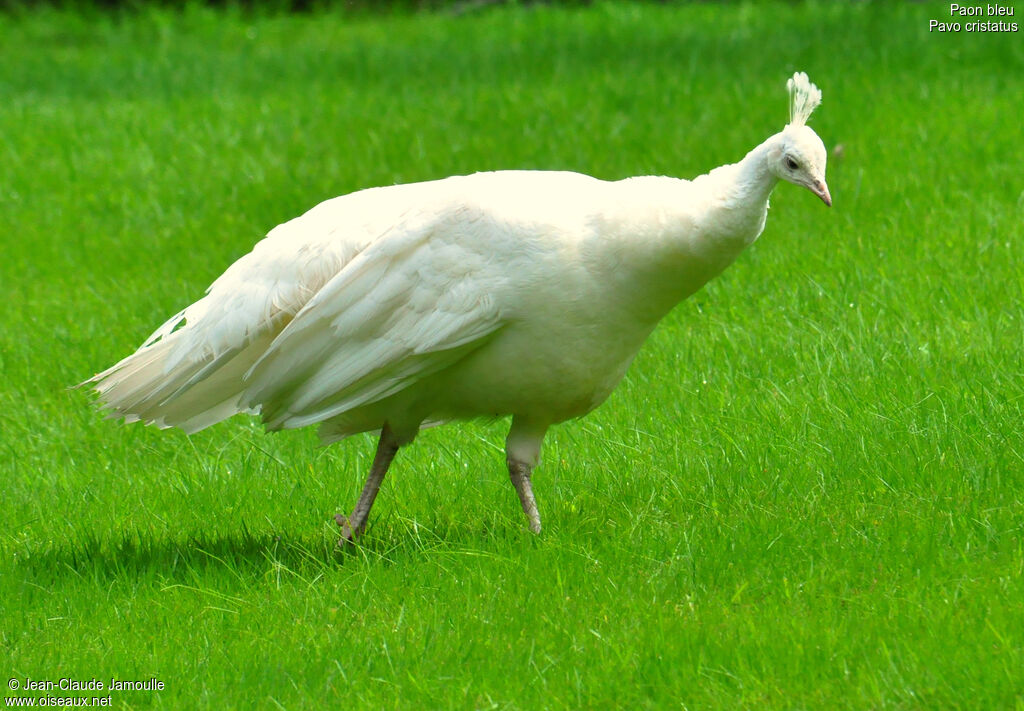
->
<box><xmin>787</xmin><ymin>72</ymin><xmax>822</xmax><ymax>127</ymax></box>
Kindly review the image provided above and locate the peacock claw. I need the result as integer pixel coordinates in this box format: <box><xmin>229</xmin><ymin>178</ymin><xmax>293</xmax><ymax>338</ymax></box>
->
<box><xmin>334</xmin><ymin>513</ymin><xmax>357</xmax><ymax>545</ymax></box>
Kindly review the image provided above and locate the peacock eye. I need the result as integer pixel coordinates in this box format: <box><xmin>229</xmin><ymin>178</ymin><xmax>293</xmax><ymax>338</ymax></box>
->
<box><xmin>785</xmin><ymin>157</ymin><xmax>799</xmax><ymax>171</ymax></box>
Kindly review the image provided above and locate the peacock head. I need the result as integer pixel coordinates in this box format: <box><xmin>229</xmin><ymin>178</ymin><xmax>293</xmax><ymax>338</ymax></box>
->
<box><xmin>768</xmin><ymin>72</ymin><xmax>831</xmax><ymax>207</ymax></box>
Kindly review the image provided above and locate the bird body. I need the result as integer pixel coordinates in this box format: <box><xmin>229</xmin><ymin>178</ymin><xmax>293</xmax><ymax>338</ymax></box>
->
<box><xmin>85</xmin><ymin>72</ymin><xmax>831</xmax><ymax>540</ymax></box>
<box><xmin>92</xmin><ymin>168</ymin><xmax>765</xmax><ymax>439</ymax></box>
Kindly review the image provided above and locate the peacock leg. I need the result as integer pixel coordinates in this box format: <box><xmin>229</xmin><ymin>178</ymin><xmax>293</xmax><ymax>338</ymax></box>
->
<box><xmin>506</xmin><ymin>416</ymin><xmax>547</xmax><ymax>534</ymax></box>
<box><xmin>335</xmin><ymin>423</ymin><xmax>400</xmax><ymax>544</ymax></box>
<box><xmin>507</xmin><ymin>458</ymin><xmax>541</xmax><ymax>534</ymax></box>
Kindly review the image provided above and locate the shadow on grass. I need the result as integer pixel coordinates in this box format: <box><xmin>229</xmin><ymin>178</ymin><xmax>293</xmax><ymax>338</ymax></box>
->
<box><xmin>11</xmin><ymin>529</ymin><xmax>334</xmax><ymax>584</ymax></box>
<box><xmin>9</xmin><ymin>513</ymin><xmax>535</xmax><ymax>585</ymax></box>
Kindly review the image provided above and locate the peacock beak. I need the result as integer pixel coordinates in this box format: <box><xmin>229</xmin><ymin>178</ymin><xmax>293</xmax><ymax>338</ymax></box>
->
<box><xmin>813</xmin><ymin>180</ymin><xmax>832</xmax><ymax>207</ymax></box>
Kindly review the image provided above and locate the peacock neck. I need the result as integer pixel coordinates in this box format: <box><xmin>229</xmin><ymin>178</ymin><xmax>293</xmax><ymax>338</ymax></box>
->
<box><xmin>598</xmin><ymin>135</ymin><xmax>784</xmax><ymax>323</ymax></box>
<box><xmin>685</xmin><ymin>134</ymin><xmax>782</xmax><ymax>255</ymax></box>
<box><xmin>634</xmin><ymin>136</ymin><xmax>782</xmax><ymax>315</ymax></box>
<box><xmin>705</xmin><ymin>135</ymin><xmax>781</xmax><ymax>217</ymax></box>
<box><xmin>733</xmin><ymin>136</ymin><xmax>782</xmax><ymax>206</ymax></box>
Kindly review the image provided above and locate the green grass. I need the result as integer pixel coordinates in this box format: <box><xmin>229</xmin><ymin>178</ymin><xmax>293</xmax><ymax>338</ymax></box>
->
<box><xmin>2</xmin><ymin>2</ymin><xmax>1023</xmax><ymax>708</ymax></box>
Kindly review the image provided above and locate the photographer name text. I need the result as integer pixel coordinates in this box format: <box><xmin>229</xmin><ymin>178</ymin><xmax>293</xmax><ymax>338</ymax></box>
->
<box><xmin>9</xmin><ymin>678</ymin><xmax>163</xmax><ymax>692</ymax></box>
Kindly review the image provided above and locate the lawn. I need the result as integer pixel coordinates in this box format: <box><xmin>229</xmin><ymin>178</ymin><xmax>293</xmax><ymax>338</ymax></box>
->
<box><xmin>1</xmin><ymin>2</ymin><xmax>1022</xmax><ymax>708</ymax></box>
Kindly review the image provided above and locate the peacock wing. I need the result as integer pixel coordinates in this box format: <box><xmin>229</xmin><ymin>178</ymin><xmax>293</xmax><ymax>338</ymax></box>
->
<box><xmin>241</xmin><ymin>216</ymin><xmax>505</xmax><ymax>431</ymax></box>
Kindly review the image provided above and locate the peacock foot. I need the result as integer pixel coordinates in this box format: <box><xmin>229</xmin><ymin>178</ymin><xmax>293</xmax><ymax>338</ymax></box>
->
<box><xmin>334</xmin><ymin>513</ymin><xmax>359</xmax><ymax>546</ymax></box>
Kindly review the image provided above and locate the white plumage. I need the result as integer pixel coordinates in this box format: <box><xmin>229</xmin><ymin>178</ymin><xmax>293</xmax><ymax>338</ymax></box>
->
<box><xmin>84</xmin><ymin>72</ymin><xmax>830</xmax><ymax>540</ymax></box>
